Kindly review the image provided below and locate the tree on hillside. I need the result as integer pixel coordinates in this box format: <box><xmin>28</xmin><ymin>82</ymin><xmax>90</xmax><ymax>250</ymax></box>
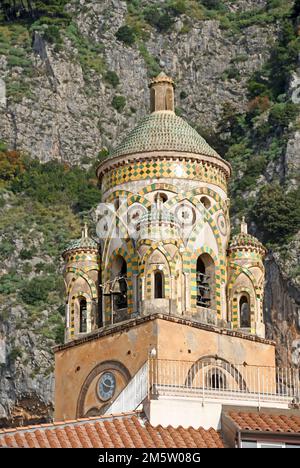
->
<box><xmin>0</xmin><ymin>0</ymin><xmax>69</xmax><ymax>22</ymax></box>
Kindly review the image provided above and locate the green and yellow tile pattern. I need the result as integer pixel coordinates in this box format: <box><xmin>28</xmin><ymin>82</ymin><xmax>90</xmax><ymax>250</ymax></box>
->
<box><xmin>102</xmin><ymin>159</ymin><xmax>227</xmax><ymax>193</ymax></box>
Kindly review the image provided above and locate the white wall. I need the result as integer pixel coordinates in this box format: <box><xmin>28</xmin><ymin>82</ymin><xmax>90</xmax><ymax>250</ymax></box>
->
<box><xmin>144</xmin><ymin>396</ymin><xmax>291</xmax><ymax>430</ymax></box>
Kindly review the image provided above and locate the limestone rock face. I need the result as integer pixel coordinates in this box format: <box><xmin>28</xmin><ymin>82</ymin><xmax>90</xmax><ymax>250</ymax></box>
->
<box><xmin>0</xmin><ymin>1</ymin><xmax>276</xmax><ymax>163</ymax></box>
<box><xmin>264</xmin><ymin>250</ymin><xmax>300</xmax><ymax>368</ymax></box>
<box><xmin>0</xmin><ymin>304</ymin><xmax>55</xmax><ymax>427</ymax></box>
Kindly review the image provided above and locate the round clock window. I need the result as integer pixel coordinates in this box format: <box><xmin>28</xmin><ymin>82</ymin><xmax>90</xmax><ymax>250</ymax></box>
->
<box><xmin>97</xmin><ymin>372</ymin><xmax>116</xmax><ymax>401</ymax></box>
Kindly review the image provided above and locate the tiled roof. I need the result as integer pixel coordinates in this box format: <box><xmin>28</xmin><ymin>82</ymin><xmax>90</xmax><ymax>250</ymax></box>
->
<box><xmin>62</xmin><ymin>236</ymin><xmax>98</xmax><ymax>256</ymax></box>
<box><xmin>228</xmin><ymin>232</ymin><xmax>266</xmax><ymax>254</ymax></box>
<box><xmin>0</xmin><ymin>412</ymin><xmax>224</xmax><ymax>448</ymax></box>
<box><xmin>108</xmin><ymin>111</ymin><xmax>220</xmax><ymax>160</ymax></box>
<box><xmin>227</xmin><ymin>410</ymin><xmax>300</xmax><ymax>434</ymax></box>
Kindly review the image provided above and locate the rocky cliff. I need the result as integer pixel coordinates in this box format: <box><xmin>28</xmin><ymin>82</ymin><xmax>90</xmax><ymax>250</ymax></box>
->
<box><xmin>0</xmin><ymin>0</ymin><xmax>299</xmax><ymax>427</ymax></box>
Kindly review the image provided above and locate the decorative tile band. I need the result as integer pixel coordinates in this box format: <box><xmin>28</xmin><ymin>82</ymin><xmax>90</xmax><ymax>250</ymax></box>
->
<box><xmin>101</xmin><ymin>159</ymin><xmax>227</xmax><ymax>193</ymax></box>
<box><xmin>228</xmin><ymin>250</ymin><xmax>263</xmax><ymax>262</ymax></box>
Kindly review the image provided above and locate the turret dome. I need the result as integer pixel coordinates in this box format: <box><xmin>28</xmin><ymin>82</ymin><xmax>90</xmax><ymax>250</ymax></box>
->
<box><xmin>228</xmin><ymin>218</ymin><xmax>266</xmax><ymax>256</ymax></box>
<box><xmin>108</xmin><ymin>111</ymin><xmax>220</xmax><ymax>160</ymax></box>
<box><xmin>62</xmin><ymin>224</ymin><xmax>98</xmax><ymax>258</ymax></box>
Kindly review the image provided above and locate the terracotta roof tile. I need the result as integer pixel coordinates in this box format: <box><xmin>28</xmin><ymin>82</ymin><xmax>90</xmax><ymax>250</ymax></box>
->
<box><xmin>0</xmin><ymin>412</ymin><xmax>224</xmax><ymax>448</ymax></box>
<box><xmin>227</xmin><ymin>411</ymin><xmax>300</xmax><ymax>434</ymax></box>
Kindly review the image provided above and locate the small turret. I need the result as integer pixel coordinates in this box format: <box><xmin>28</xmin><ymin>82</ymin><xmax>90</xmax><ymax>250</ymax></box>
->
<box><xmin>62</xmin><ymin>224</ymin><xmax>100</xmax><ymax>341</ymax></box>
<box><xmin>227</xmin><ymin>218</ymin><xmax>267</xmax><ymax>338</ymax></box>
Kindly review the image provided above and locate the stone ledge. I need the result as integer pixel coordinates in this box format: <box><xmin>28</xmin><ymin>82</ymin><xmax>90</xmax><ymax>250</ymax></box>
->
<box><xmin>54</xmin><ymin>312</ymin><xmax>275</xmax><ymax>353</ymax></box>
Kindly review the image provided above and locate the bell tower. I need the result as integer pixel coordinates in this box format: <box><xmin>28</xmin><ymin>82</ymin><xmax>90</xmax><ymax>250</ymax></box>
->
<box><xmin>227</xmin><ymin>217</ymin><xmax>266</xmax><ymax>338</ymax></box>
<box><xmin>55</xmin><ymin>74</ymin><xmax>274</xmax><ymax>423</ymax></box>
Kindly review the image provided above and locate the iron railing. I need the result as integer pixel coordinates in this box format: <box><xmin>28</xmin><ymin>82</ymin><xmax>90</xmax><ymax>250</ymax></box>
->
<box><xmin>104</xmin><ymin>358</ymin><xmax>300</xmax><ymax>415</ymax></box>
<box><xmin>149</xmin><ymin>358</ymin><xmax>300</xmax><ymax>405</ymax></box>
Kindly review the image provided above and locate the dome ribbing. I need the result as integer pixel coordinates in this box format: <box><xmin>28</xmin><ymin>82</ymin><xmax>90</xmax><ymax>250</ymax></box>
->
<box><xmin>108</xmin><ymin>111</ymin><xmax>220</xmax><ymax>160</ymax></box>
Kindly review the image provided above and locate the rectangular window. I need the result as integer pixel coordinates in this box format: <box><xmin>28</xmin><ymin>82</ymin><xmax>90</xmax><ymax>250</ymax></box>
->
<box><xmin>241</xmin><ymin>441</ymin><xmax>257</xmax><ymax>448</ymax></box>
<box><xmin>242</xmin><ymin>440</ymin><xmax>300</xmax><ymax>449</ymax></box>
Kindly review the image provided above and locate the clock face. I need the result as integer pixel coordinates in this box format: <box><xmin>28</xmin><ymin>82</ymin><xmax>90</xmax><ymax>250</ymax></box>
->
<box><xmin>97</xmin><ymin>372</ymin><xmax>116</xmax><ymax>401</ymax></box>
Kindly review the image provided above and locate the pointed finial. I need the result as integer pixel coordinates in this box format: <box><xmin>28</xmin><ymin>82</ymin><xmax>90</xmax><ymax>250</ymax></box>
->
<box><xmin>241</xmin><ymin>216</ymin><xmax>248</xmax><ymax>234</ymax></box>
<box><xmin>149</xmin><ymin>72</ymin><xmax>175</xmax><ymax>112</ymax></box>
<box><xmin>82</xmin><ymin>222</ymin><xmax>88</xmax><ymax>238</ymax></box>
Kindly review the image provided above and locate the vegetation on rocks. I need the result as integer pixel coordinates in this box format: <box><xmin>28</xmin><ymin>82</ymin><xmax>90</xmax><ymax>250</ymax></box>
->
<box><xmin>208</xmin><ymin>2</ymin><xmax>300</xmax><ymax>247</ymax></box>
<box><xmin>0</xmin><ymin>144</ymin><xmax>101</xmax><ymax>349</ymax></box>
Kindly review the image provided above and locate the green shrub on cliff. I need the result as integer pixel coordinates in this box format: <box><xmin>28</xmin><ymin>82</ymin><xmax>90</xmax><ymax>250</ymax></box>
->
<box><xmin>253</xmin><ymin>184</ymin><xmax>300</xmax><ymax>245</ymax></box>
<box><xmin>8</xmin><ymin>157</ymin><xmax>99</xmax><ymax>213</ymax></box>
<box><xmin>115</xmin><ymin>25</ymin><xmax>136</xmax><ymax>45</ymax></box>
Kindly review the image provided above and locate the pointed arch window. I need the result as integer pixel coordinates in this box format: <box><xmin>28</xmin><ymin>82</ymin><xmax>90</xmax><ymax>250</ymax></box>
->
<box><xmin>112</xmin><ymin>255</ymin><xmax>128</xmax><ymax>310</ymax></box>
<box><xmin>200</xmin><ymin>196</ymin><xmax>211</xmax><ymax>209</ymax></box>
<box><xmin>240</xmin><ymin>295</ymin><xmax>250</xmax><ymax>328</ymax></box>
<box><xmin>79</xmin><ymin>298</ymin><xmax>87</xmax><ymax>333</ymax></box>
<box><xmin>196</xmin><ymin>254</ymin><xmax>215</xmax><ymax>309</ymax></box>
<box><xmin>154</xmin><ymin>270</ymin><xmax>164</xmax><ymax>299</ymax></box>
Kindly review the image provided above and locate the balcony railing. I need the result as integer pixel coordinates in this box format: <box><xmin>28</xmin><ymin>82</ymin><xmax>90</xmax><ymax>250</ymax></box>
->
<box><xmin>148</xmin><ymin>358</ymin><xmax>300</xmax><ymax>406</ymax></box>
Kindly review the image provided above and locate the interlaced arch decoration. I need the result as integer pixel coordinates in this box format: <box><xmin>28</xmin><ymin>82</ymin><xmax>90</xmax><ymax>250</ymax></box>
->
<box><xmin>106</xmin><ymin>189</ymin><xmax>151</xmax><ymax>209</ymax></box>
<box><xmin>139</xmin><ymin>241</ymin><xmax>179</xmax><ymax>277</ymax></box>
<box><xmin>228</xmin><ymin>264</ymin><xmax>260</xmax><ymax>297</ymax></box>
<box><xmin>138</xmin><ymin>182</ymin><xmax>179</xmax><ymax>196</ymax></box>
<box><xmin>66</xmin><ymin>268</ymin><xmax>98</xmax><ymax>300</ymax></box>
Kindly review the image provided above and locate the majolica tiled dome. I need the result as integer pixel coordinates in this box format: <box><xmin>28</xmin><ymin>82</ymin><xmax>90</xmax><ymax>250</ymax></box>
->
<box><xmin>108</xmin><ymin>111</ymin><xmax>220</xmax><ymax>160</ymax></box>
<box><xmin>228</xmin><ymin>218</ymin><xmax>266</xmax><ymax>254</ymax></box>
<box><xmin>63</xmin><ymin>236</ymin><xmax>98</xmax><ymax>253</ymax></box>
<box><xmin>62</xmin><ymin>224</ymin><xmax>98</xmax><ymax>257</ymax></box>
<box><xmin>228</xmin><ymin>232</ymin><xmax>265</xmax><ymax>251</ymax></box>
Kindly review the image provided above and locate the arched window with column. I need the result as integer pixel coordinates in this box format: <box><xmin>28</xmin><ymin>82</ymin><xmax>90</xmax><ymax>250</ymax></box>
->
<box><xmin>196</xmin><ymin>253</ymin><xmax>215</xmax><ymax>309</ymax></box>
<box><xmin>240</xmin><ymin>294</ymin><xmax>250</xmax><ymax>328</ymax></box>
<box><xmin>154</xmin><ymin>270</ymin><xmax>164</xmax><ymax>298</ymax></box>
<box><xmin>79</xmin><ymin>297</ymin><xmax>87</xmax><ymax>333</ymax></box>
<box><xmin>111</xmin><ymin>255</ymin><xmax>128</xmax><ymax>310</ymax></box>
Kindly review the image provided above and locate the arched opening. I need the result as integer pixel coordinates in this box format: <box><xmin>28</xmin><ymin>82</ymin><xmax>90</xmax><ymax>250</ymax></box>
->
<box><xmin>196</xmin><ymin>253</ymin><xmax>215</xmax><ymax>309</ymax></box>
<box><xmin>209</xmin><ymin>370</ymin><xmax>226</xmax><ymax>390</ymax></box>
<box><xmin>154</xmin><ymin>192</ymin><xmax>168</xmax><ymax>205</ymax></box>
<box><xmin>112</xmin><ymin>255</ymin><xmax>128</xmax><ymax>310</ymax></box>
<box><xmin>154</xmin><ymin>270</ymin><xmax>164</xmax><ymax>299</ymax></box>
<box><xmin>150</xmin><ymin>87</ymin><xmax>156</xmax><ymax>112</ymax></box>
<box><xmin>240</xmin><ymin>294</ymin><xmax>250</xmax><ymax>328</ymax></box>
<box><xmin>166</xmin><ymin>87</ymin><xmax>174</xmax><ymax>111</ymax></box>
<box><xmin>79</xmin><ymin>297</ymin><xmax>87</xmax><ymax>333</ymax></box>
<box><xmin>114</xmin><ymin>197</ymin><xmax>120</xmax><ymax>211</ymax></box>
<box><xmin>200</xmin><ymin>196</ymin><xmax>211</xmax><ymax>209</ymax></box>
